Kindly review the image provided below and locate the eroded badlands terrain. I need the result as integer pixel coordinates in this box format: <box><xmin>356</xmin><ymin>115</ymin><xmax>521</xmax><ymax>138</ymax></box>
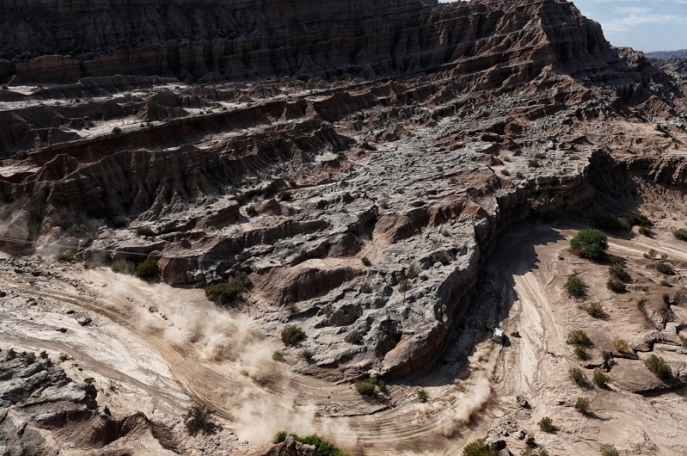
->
<box><xmin>1</xmin><ymin>0</ymin><xmax>687</xmax><ymax>454</ymax></box>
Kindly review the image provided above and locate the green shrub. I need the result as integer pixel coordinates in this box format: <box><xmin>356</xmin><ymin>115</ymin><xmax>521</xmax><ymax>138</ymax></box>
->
<box><xmin>301</xmin><ymin>350</ymin><xmax>314</xmax><ymax>363</ymax></box>
<box><xmin>538</xmin><ymin>416</ymin><xmax>556</xmax><ymax>433</ymax></box>
<box><xmin>565</xmin><ymin>274</ymin><xmax>586</xmax><ymax>298</ymax></box>
<box><xmin>66</xmin><ymin>224</ymin><xmax>92</xmax><ymax>239</ymax></box>
<box><xmin>599</xmin><ymin>444</ymin><xmax>619</xmax><ymax>456</ymax></box>
<box><xmin>432</xmin><ymin>250</ymin><xmax>451</xmax><ymax>266</ymax></box>
<box><xmin>113</xmin><ymin>215</ymin><xmax>129</xmax><ymax>227</ymax></box>
<box><xmin>135</xmin><ymin>259</ymin><xmax>159</xmax><ymax>281</ymax></box>
<box><xmin>345</xmin><ymin>330</ymin><xmax>364</xmax><ymax>345</ymax></box>
<box><xmin>660</xmin><ymin>279</ymin><xmax>672</xmax><ymax>287</ymax></box>
<box><xmin>639</xmin><ymin>226</ymin><xmax>652</xmax><ymax>237</ymax></box>
<box><xmin>567</xmin><ymin>330</ymin><xmax>592</xmax><ymax>347</ymax></box>
<box><xmin>246</xmin><ymin>205</ymin><xmax>257</xmax><ymax>217</ymax></box>
<box><xmin>84</xmin><ymin>377</ymin><xmax>95</xmax><ymax>385</ymax></box>
<box><xmin>273</xmin><ymin>432</ymin><xmax>350</xmax><ymax>456</ymax></box>
<box><xmin>570</xmin><ymin>229</ymin><xmax>608</xmax><ymax>260</ymax></box>
<box><xmin>278</xmin><ymin>191</ymin><xmax>292</xmax><ymax>201</ymax></box>
<box><xmin>361</xmin><ymin>257</ymin><xmax>371</xmax><ymax>266</ymax></box>
<box><xmin>204</xmin><ymin>273</ymin><xmax>252</xmax><ymax>305</ymax></box>
<box><xmin>594</xmin><ymin>216</ymin><xmax>629</xmax><ymax>233</ymax></box>
<box><xmin>55</xmin><ymin>251</ymin><xmax>75</xmax><ymax>262</ymax></box>
<box><xmin>406</xmin><ymin>265</ymin><xmax>421</xmax><ymax>280</ymax></box>
<box><xmin>184</xmin><ymin>406</ymin><xmax>216</xmax><ymax>435</ymax></box>
<box><xmin>574</xmin><ymin>397</ymin><xmax>590</xmax><ymax>415</ymax></box>
<box><xmin>136</xmin><ymin>225</ymin><xmax>155</xmax><ymax>237</ymax></box>
<box><xmin>112</xmin><ymin>126</ymin><xmax>122</xmax><ymax>134</ymax></box>
<box><xmin>534</xmin><ymin>152</ymin><xmax>546</xmax><ymax>160</ymax></box>
<box><xmin>516</xmin><ymin>171</ymin><xmax>524</xmax><ymax>179</ymax></box>
<box><xmin>416</xmin><ymin>388</ymin><xmax>428</xmax><ymax>402</ymax></box>
<box><xmin>528</xmin><ymin>159</ymin><xmax>540</xmax><ymax>168</ymax></box>
<box><xmin>281</xmin><ymin>325</ymin><xmax>305</xmax><ymax>346</ymax></box>
<box><xmin>587</xmin><ymin>302</ymin><xmax>605</xmax><ymax>319</ymax></box>
<box><xmin>673</xmin><ymin>228</ymin><xmax>687</xmax><ymax>241</ymax></box>
<box><xmin>657</xmin><ymin>263</ymin><xmax>675</xmax><ymax>275</ymax></box>
<box><xmin>607</xmin><ymin>278</ymin><xmax>626</xmax><ymax>293</ymax></box>
<box><xmin>111</xmin><ymin>259</ymin><xmax>135</xmax><ymax>275</ymax></box>
<box><xmin>644</xmin><ymin>354</ymin><xmax>672</xmax><ymax>381</ymax></box>
<box><xmin>522</xmin><ymin>449</ymin><xmax>550</xmax><ymax>456</ymax></box>
<box><xmin>569</xmin><ymin>368</ymin><xmax>589</xmax><ymax>387</ymax></box>
<box><xmin>593</xmin><ymin>371</ymin><xmax>610</xmax><ymax>388</ymax></box>
<box><xmin>574</xmin><ymin>346</ymin><xmax>589</xmax><ymax>360</ymax></box>
<box><xmin>23</xmin><ymin>352</ymin><xmax>36</xmax><ymax>366</ymax></box>
<box><xmin>501</xmin><ymin>169</ymin><xmax>510</xmax><ymax>176</ymax></box>
<box><xmin>629</xmin><ymin>212</ymin><xmax>652</xmax><ymax>228</ymax></box>
<box><xmin>355</xmin><ymin>377</ymin><xmax>378</xmax><ymax>396</ymax></box>
<box><xmin>462</xmin><ymin>439</ymin><xmax>498</xmax><ymax>456</ymax></box>
<box><xmin>609</xmin><ymin>263</ymin><xmax>630</xmax><ymax>282</ymax></box>
<box><xmin>272</xmin><ymin>351</ymin><xmax>284</xmax><ymax>362</ymax></box>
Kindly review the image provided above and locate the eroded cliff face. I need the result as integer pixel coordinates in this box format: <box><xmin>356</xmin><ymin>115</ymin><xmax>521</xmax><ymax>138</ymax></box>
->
<box><xmin>0</xmin><ymin>0</ymin><xmax>686</xmax><ymax>395</ymax></box>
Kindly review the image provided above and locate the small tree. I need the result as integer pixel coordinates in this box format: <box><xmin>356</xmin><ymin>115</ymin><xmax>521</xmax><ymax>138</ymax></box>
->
<box><xmin>570</xmin><ymin>229</ymin><xmax>608</xmax><ymax>260</ymax></box>
<box><xmin>538</xmin><ymin>416</ymin><xmax>556</xmax><ymax>433</ymax></box>
<box><xmin>135</xmin><ymin>259</ymin><xmax>159</xmax><ymax>281</ymax></box>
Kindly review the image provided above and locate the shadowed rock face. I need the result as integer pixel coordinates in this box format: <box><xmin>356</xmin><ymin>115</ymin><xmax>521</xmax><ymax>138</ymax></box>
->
<box><xmin>0</xmin><ymin>0</ymin><xmax>685</xmax><ymax>387</ymax></box>
<box><xmin>0</xmin><ymin>0</ymin><xmax>632</xmax><ymax>85</ymax></box>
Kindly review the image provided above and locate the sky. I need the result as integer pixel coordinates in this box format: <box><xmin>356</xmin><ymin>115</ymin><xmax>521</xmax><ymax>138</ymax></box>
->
<box><xmin>440</xmin><ymin>0</ymin><xmax>687</xmax><ymax>53</ymax></box>
<box><xmin>572</xmin><ymin>0</ymin><xmax>687</xmax><ymax>52</ymax></box>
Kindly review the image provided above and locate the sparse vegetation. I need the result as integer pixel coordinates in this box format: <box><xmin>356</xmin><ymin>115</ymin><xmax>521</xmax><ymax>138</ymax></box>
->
<box><xmin>673</xmin><ymin>228</ymin><xmax>687</xmax><ymax>241</ymax></box>
<box><xmin>593</xmin><ymin>371</ymin><xmax>610</xmax><ymax>388</ymax></box>
<box><xmin>360</xmin><ymin>282</ymin><xmax>373</xmax><ymax>293</ymax></box>
<box><xmin>660</xmin><ymin>279</ymin><xmax>672</xmax><ymax>287</ymax></box>
<box><xmin>432</xmin><ymin>250</ymin><xmax>451</xmax><ymax>266</ymax></box>
<box><xmin>639</xmin><ymin>226</ymin><xmax>652</xmax><ymax>237</ymax></box>
<box><xmin>516</xmin><ymin>171</ymin><xmax>524</xmax><ymax>179</ymax></box>
<box><xmin>567</xmin><ymin>330</ymin><xmax>592</xmax><ymax>348</ymax></box>
<box><xmin>361</xmin><ymin>256</ymin><xmax>371</xmax><ymax>266</ymax></box>
<box><xmin>301</xmin><ymin>350</ymin><xmax>314</xmax><ymax>363</ymax></box>
<box><xmin>355</xmin><ymin>377</ymin><xmax>379</xmax><ymax>396</ymax></box>
<box><xmin>345</xmin><ymin>330</ymin><xmax>364</xmax><ymax>345</ymax></box>
<box><xmin>644</xmin><ymin>354</ymin><xmax>672</xmax><ymax>381</ymax></box>
<box><xmin>574</xmin><ymin>345</ymin><xmax>589</xmax><ymax>360</ymax></box>
<box><xmin>322</xmin><ymin>304</ymin><xmax>334</xmax><ymax>316</ymax></box>
<box><xmin>111</xmin><ymin>259</ymin><xmax>135</xmax><ymax>275</ymax></box>
<box><xmin>406</xmin><ymin>264</ymin><xmax>421</xmax><ymax>280</ymax></box>
<box><xmin>574</xmin><ymin>397</ymin><xmax>590</xmax><ymax>415</ymax></box>
<box><xmin>569</xmin><ymin>368</ymin><xmax>589</xmax><ymax>387</ymax></box>
<box><xmin>112</xmin><ymin>126</ymin><xmax>122</xmax><ymax>134</ymax></box>
<box><xmin>246</xmin><ymin>205</ymin><xmax>257</xmax><ymax>217</ymax></box>
<box><xmin>538</xmin><ymin>416</ymin><xmax>556</xmax><ymax>433</ymax></box>
<box><xmin>113</xmin><ymin>215</ymin><xmax>129</xmax><ymax>227</ymax></box>
<box><xmin>272</xmin><ymin>351</ymin><xmax>284</xmax><ymax>362</ymax></box>
<box><xmin>462</xmin><ymin>439</ymin><xmax>498</xmax><ymax>456</ymax></box>
<box><xmin>136</xmin><ymin>225</ymin><xmax>155</xmax><ymax>237</ymax></box>
<box><xmin>657</xmin><ymin>262</ymin><xmax>676</xmax><ymax>275</ymax></box>
<box><xmin>84</xmin><ymin>377</ymin><xmax>95</xmax><ymax>385</ymax></box>
<box><xmin>281</xmin><ymin>325</ymin><xmax>306</xmax><ymax>346</ymax></box>
<box><xmin>273</xmin><ymin>432</ymin><xmax>350</xmax><ymax>456</ymax></box>
<box><xmin>629</xmin><ymin>212</ymin><xmax>653</xmax><ymax>228</ymax></box>
<box><xmin>587</xmin><ymin>302</ymin><xmax>606</xmax><ymax>319</ymax></box>
<box><xmin>204</xmin><ymin>273</ymin><xmax>252</xmax><ymax>305</ymax></box>
<box><xmin>184</xmin><ymin>406</ymin><xmax>216</xmax><ymax>435</ymax></box>
<box><xmin>607</xmin><ymin>278</ymin><xmax>626</xmax><ymax>293</ymax></box>
<box><xmin>570</xmin><ymin>229</ymin><xmax>608</xmax><ymax>260</ymax></box>
<box><xmin>613</xmin><ymin>339</ymin><xmax>631</xmax><ymax>353</ymax></box>
<box><xmin>599</xmin><ymin>444</ymin><xmax>619</xmax><ymax>456</ymax></box>
<box><xmin>565</xmin><ymin>274</ymin><xmax>586</xmax><ymax>298</ymax></box>
<box><xmin>134</xmin><ymin>259</ymin><xmax>159</xmax><ymax>281</ymax></box>
<box><xmin>23</xmin><ymin>352</ymin><xmax>36</xmax><ymax>366</ymax></box>
<box><xmin>66</xmin><ymin>224</ymin><xmax>92</xmax><ymax>239</ymax></box>
<box><xmin>416</xmin><ymin>388</ymin><xmax>428</xmax><ymax>402</ymax></box>
<box><xmin>522</xmin><ymin>449</ymin><xmax>549</xmax><ymax>456</ymax></box>
<box><xmin>278</xmin><ymin>190</ymin><xmax>292</xmax><ymax>201</ymax></box>
<box><xmin>609</xmin><ymin>263</ymin><xmax>631</xmax><ymax>282</ymax></box>
<box><xmin>594</xmin><ymin>216</ymin><xmax>629</xmax><ymax>233</ymax></box>
<box><xmin>501</xmin><ymin>169</ymin><xmax>510</xmax><ymax>176</ymax></box>
<box><xmin>55</xmin><ymin>251</ymin><xmax>75</xmax><ymax>262</ymax></box>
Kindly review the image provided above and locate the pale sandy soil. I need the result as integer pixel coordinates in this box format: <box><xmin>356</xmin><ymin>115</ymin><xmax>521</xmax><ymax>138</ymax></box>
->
<box><xmin>1</xmin><ymin>222</ymin><xmax>687</xmax><ymax>455</ymax></box>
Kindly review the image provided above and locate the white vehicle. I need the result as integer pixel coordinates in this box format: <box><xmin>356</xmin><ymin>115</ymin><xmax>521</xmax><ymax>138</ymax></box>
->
<box><xmin>492</xmin><ymin>327</ymin><xmax>504</xmax><ymax>343</ymax></box>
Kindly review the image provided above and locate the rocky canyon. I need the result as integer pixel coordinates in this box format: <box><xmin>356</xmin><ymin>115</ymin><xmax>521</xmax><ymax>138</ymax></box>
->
<box><xmin>1</xmin><ymin>0</ymin><xmax>687</xmax><ymax>455</ymax></box>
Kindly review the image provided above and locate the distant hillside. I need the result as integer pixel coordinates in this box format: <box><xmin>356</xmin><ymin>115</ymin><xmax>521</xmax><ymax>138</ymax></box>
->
<box><xmin>646</xmin><ymin>50</ymin><xmax>687</xmax><ymax>60</ymax></box>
